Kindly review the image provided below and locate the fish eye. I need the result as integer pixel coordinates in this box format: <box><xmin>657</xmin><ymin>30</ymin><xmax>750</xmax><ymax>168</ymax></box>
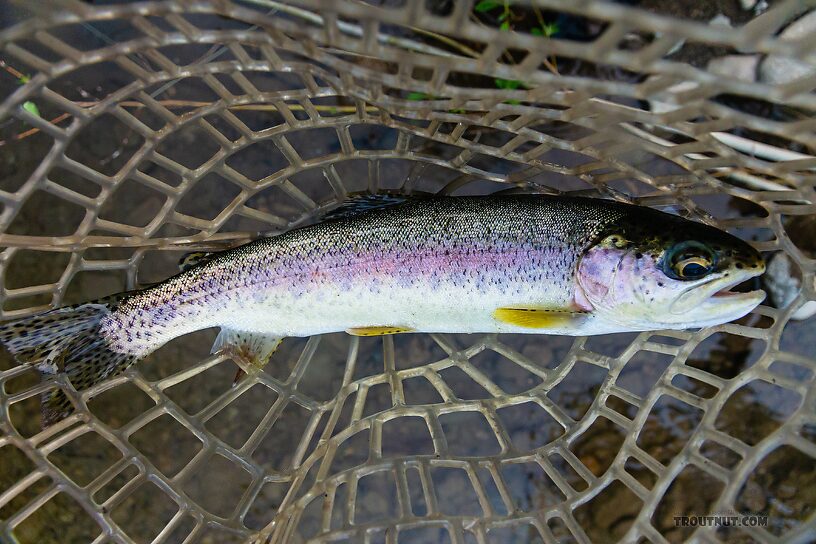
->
<box><xmin>662</xmin><ymin>241</ymin><xmax>716</xmax><ymax>281</ymax></box>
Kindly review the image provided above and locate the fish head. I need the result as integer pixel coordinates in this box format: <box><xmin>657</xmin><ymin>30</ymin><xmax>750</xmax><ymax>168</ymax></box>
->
<box><xmin>575</xmin><ymin>210</ymin><xmax>766</xmax><ymax>330</ymax></box>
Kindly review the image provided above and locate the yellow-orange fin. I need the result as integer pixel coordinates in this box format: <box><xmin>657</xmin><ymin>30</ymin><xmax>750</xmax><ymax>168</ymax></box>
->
<box><xmin>346</xmin><ymin>326</ymin><xmax>414</xmax><ymax>337</ymax></box>
<box><xmin>493</xmin><ymin>307</ymin><xmax>583</xmax><ymax>329</ymax></box>
<box><xmin>212</xmin><ymin>329</ymin><xmax>283</xmax><ymax>386</ymax></box>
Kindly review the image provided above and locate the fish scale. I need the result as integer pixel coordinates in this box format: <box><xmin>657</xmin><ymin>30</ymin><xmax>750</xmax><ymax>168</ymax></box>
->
<box><xmin>105</xmin><ymin>196</ymin><xmax>612</xmax><ymax>350</ymax></box>
<box><xmin>0</xmin><ymin>194</ymin><xmax>765</xmax><ymax>425</ymax></box>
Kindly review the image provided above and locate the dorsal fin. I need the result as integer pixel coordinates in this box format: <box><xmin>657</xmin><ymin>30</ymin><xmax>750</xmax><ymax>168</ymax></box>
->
<box><xmin>321</xmin><ymin>192</ymin><xmax>429</xmax><ymax>221</ymax></box>
<box><xmin>178</xmin><ymin>251</ymin><xmax>216</xmax><ymax>272</ymax></box>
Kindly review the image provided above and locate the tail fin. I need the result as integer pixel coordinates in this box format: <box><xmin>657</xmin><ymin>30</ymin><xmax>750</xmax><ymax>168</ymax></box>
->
<box><xmin>0</xmin><ymin>294</ymin><xmax>138</xmax><ymax>426</ymax></box>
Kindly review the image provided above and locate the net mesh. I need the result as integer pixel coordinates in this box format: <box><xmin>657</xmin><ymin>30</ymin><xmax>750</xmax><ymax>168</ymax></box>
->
<box><xmin>0</xmin><ymin>0</ymin><xmax>814</xmax><ymax>543</ymax></box>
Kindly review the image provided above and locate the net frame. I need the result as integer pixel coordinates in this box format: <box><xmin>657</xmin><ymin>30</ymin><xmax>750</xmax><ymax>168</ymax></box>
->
<box><xmin>0</xmin><ymin>1</ymin><xmax>813</xmax><ymax>543</ymax></box>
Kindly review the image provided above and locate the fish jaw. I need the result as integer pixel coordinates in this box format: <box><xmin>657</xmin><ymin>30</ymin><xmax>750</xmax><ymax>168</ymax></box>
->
<box><xmin>691</xmin><ymin>289</ymin><xmax>766</xmax><ymax>327</ymax></box>
<box><xmin>668</xmin><ymin>270</ymin><xmax>766</xmax><ymax>328</ymax></box>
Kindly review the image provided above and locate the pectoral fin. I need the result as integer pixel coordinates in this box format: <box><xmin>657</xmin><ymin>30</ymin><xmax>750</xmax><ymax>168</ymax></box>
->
<box><xmin>212</xmin><ymin>329</ymin><xmax>282</xmax><ymax>384</ymax></box>
<box><xmin>346</xmin><ymin>326</ymin><xmax>414</xmax><ymax>336</ymax></box>
<box><xmin>493</xmin><ymin>307</ymin><xmax>585</xmax><ymax>329</ymax></box>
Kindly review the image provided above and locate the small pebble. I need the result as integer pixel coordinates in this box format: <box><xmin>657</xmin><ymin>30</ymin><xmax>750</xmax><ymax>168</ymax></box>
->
<box><xmin>709</xmin><ymin>14</ymin><xmax>732</xmax><ymax>27</ymax></box>
<box><xmin>742</xmin><ymin>480</ymin><xmax>767</xmax><ymax>512</ymax></box>
<box><xmin>777</xmin><ymin>483</ymin><xmax>796</xmax><ymax>499</ymax></box>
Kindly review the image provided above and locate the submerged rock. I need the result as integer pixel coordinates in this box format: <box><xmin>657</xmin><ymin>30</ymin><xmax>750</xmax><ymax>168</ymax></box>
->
<box><xmin>759</xmin><ymin>11</ymin><xmax>816</xmax><ymax>84</ymax></box>
<box><xmin>707</xmin><ymin>54</ymin><xmax>759</xmax><ymax>82</ymax></box>
<box><xmin>764</xmin><ymin>252</ymin><xmax>816</xmax><ymax>320</ymax></box>
<box><xmin>764</xmin><ymin>214</ymin><xmax>816</xmax><ymax>321</ymax></box>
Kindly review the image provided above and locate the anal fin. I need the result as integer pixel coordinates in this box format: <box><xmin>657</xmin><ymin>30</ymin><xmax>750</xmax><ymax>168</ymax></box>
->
<box><xmin>346</xmin><ymin>326</ymin><xmax>414</xmax><ymax>337</ymax></box>
<box><xmin>212</xmin><ymin>329</ymin><xmax>282</xmax><ymax>384</ymax></box>
<box><xmin>493</xmin><ymin>307</ymin><xmax>585</xmax><ymax>329</ymax></box>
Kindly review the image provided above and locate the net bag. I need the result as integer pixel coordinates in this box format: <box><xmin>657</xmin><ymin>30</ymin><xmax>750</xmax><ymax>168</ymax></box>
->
<box><xmin>0</xmin><ymin>1</ymin><xmax>814</xmax><ymax>543</ymax></box>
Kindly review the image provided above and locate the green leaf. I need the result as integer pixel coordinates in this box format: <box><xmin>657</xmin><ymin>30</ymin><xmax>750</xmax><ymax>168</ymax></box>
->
<box><xmin>474</xmin><ymin>0</ymin><xmax>500</xmax><ymax>12</ymax></box>
<box><xmin>494</xmin><ymin>78</ymin><xmax>521</xmax><ymax>90</ymax></box>
<box><xmin>531</xmin><ymin>27</ymin><xmax>543</xmax><ymax>36</ymax></box>
<box><xmin>407</xmin><ymin>91</ymin><xmax>429</xmax><ymax>101</ymax></box>
<box><xmin>543</xmin><ymin>22</ymin><xmax>559</xmax><ymax>37</ymax></box>
<box><xmin>22</xmin><ymin>101</ymin><xmax>40</xmax><ymax>117</ymax></box>
<box><xmin>503</xmin><ymin>99</ymin><xmax>521</xmax><ymax>105</ymax></box>
<box><xmin>18</xmin><ymin>74</ymin><xmax>30</xmax><ymax>84</ymax></box>
<box><xmin>500</xmin><ymin>20</ymin><xmax>510</xmax><ymax>31</ymax></box>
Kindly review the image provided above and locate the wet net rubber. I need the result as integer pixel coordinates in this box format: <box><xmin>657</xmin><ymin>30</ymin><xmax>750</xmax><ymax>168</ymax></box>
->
<box><xmin>0</xmin><ymin>1</ymin><xmax>814</xmax><ymax>543</ymax></box>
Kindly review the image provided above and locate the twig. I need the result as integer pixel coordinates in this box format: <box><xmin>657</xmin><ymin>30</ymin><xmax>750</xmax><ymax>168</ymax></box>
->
<box><xmin>709</xmin><ymin>131</ymin><xmax>816</xmax><ymax>168</ymax></box>
<box><xmin>469</xmin><ymin>5</ymin><xmax>558</xmax><ymax>76</ymax></box>
<box><xmin>539</xmin><ymin>53</ymin><xmax>559</xmax><ymax>76</ymax></box>
<box><xmin>236</xmin><ymin>0</ymin><xmax>457</xmax><ymax>58</ymax></box>
<box><xmin>530</xmin><ymin>4</ymin><xmax>559</xmax><ymax>75</ymax></box>
<box><xmin>408</xmin><ymin>27</ymin><xmax>481</xmax><ymax>58</ymax></box>
<box><xmin>73</xmin><ymin>100</ymin><xmax>374</xmax><ymax>112</ymax></box>
<box><xmin>0</xmin><ymin>112</ymin><xmax>71</xmax><ymax>146</ymax></box>
<box><xmin>619</xmin><ymin>121</ymin><xmax>801</xmax><ymax>194</ymax></box>
<box><xmin>0</xmin><ymin>60</ymin><xmax>25</xmax><ymax>80</ymax></box>
<box><xmin>0</xmin><ymin>100</ymin><xmax>380</xmax><ymax>147</ymax></box>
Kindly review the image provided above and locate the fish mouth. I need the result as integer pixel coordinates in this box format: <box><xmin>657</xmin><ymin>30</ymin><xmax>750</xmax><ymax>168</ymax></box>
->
<box><xmin>708</xmin><ymin>272</ymin><xmax>765</xmax><ymax>301</ymax></box>
<box><xmin>693</xmin><ymin>272</ymin><xmax>766</xmax><ymax>320</ymax></box>
<box><xmin>672</xmin><ymin>269</ymin><xmax>765</xmax><ymax>317</ymax></box>
<box><xmin>710</xmin><ymin>288</ymin><xmax>764</xmax><ymax>301</ymax></box>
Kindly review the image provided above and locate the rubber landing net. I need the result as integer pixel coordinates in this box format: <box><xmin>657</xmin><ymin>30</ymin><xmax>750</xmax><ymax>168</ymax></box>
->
<box><xmin>0</xmin><ymin>1</ymin><xmax>814</xmax><ymax>543</ymax></box>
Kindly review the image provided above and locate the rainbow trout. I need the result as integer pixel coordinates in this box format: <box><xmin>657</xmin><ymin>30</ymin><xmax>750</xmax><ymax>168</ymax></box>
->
<box><xmin>0</xmin><ymin>195</ymin><xmax>765</xmax><ymax>424</ymax></box>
